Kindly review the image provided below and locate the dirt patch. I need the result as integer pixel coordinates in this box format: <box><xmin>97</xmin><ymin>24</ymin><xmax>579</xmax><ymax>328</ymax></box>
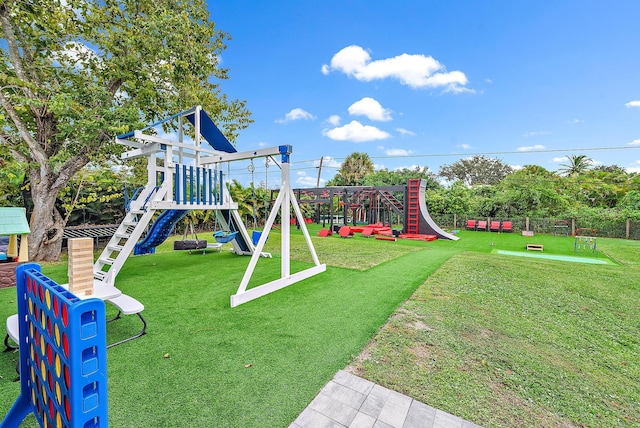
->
<box><xmin>487</xmin><ymin>382</ymin><xmax>581</xmax><ymax>428</ymax></box>
<box><xmin>408</xmin><ymin>344</ymin><xmax>437</xmax><ymax>370</ymax></box>
<box><xmin>410</xmin><ymin>320</ymin><xmax>431</xmax><ymax>331</ymax></box>
<box><xmin>347</xmin><ymin>341</ymin><xmax>376</xmax><ymax>376</ymax></box>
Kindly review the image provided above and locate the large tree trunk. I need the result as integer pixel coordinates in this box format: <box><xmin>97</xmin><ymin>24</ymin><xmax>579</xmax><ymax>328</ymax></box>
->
<box><xmin>28</xmin><ymin>172</ymin><xmax>67</xmax><ymax>262</ymax></box>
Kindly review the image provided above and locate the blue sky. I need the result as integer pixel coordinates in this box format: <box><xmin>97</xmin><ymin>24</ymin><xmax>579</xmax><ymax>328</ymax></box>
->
<box><xmin>210</xmin><ymin>1</ymin><xmax>640</xmax><ymax>188</ymax></box>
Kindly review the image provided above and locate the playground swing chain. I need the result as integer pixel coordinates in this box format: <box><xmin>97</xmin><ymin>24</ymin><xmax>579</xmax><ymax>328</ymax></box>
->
<box><xmin>264</xmin><ymin>157</ymin><xmax>270</xmax><ymax>223</ymax></box>
<box><xmin>248</xmin><ymin>159</ymin><xmax>257</xmax><ymax>228</ymax></box>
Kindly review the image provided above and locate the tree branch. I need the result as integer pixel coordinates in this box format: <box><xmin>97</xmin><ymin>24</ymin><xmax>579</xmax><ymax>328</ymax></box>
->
<box><xmin>0</xmin><ymin>3</ymin><xmax>36</xmax><ymax>99</ymax></box>
<box><xmin>0</xmin><ymin>90</ymin><xmax>47</xmax><ymax>165</ymax></box>
<box><xmin>63</xmin><ymin>173</ymin><xmax>85</xmax><ymax>224</ymax></box>
<box><xmin>53</xmin><ymin>148</ymin><xmax>90</xmax><ymax>191</ymax></box>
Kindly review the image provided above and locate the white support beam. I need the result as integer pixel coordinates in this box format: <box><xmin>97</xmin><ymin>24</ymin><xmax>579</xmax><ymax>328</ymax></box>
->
<box><xmin>231</xmin><ymin>158</ymin><xmax>325</xmax><ymax>308</ymax></box>
<box><xmin>116</xmin><ymin>138</ymin><xmax>146</xmax><ymax>149</ymax></box>
<box><xmin>230</xmin><ymin>265</ymin><xmax>326</xmax><ymax>307</ymax></box>
<box><xmin>200</xmin><ymin>146</ymin><xmax>288</xmax><ymax>165</ymax></box>
<box><xmin>121</xmin><ymin>142</ymin><xmax>161</xmax><ymax>160</ymax></box>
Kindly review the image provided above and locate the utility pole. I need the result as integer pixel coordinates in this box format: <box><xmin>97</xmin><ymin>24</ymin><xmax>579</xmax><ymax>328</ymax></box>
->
<box><xmin>316</xmin><ymin>156</ymin><xmax>324</xmax><ymax>188</ymax></box>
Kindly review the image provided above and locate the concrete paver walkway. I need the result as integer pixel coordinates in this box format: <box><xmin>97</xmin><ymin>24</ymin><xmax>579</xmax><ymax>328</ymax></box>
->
<box><xmin>290</xmin><ymin>370</ymin><xmax>482</xmax><ymax>428</ymax></box>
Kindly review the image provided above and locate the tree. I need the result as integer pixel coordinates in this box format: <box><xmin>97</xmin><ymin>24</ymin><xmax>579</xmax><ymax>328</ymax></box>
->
<box><xmin>362</xmin><ymin>165</ymin><xmax>441</xmax><ymax>190</ymax></box>
<box><xmin>492</xmin><ymin>165</ymin><xmax>575</xmax><ymax>217</ymax></box>
<box><xmin>576</xmin><ymin>167</ymin><xmax>630</xmax><ymax>208</ymax></box>
<box><xmin>329</xmin><ymin>152</ymin><xmax>374</xmax><ymax>186</ymax></box>
<box><xmin>0</xmin><ymin>0</ymin><xmax>252</xmax><ymax>261</ymax></box>
<box><xmin>438</xmin><ymin>155</ymin><xmax>513</xmax><ymax>186</ymax></box>
<box><xmin>558</xmin><ymin>154</ymin><xmax>592</xmax><ymax>177</ymax></box>
<box><xmin>425</xmin><ymin>180</ymin><xmax>473</xmax><ymax>215</ymax></box>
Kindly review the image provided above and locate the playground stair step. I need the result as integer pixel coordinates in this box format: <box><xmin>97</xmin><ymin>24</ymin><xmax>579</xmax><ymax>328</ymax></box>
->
<box><xmin>379</xmin><ymin>190</ymin><xmax>404</xmax><ymax>213</ymax></box>
<box><xmin>94</xmin><ymin>194</ymin><xmax>159</xmax><ymax>287</ymax></box>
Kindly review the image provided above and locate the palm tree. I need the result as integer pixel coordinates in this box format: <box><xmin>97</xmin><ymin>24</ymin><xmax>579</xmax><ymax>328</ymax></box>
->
<box><xmin>339</xmin><ymin>152</ymin><xmax>375</xmax><ymax>185</ymax></box>
<box><xmin>558</xmin><ymin>155</ymin><xmax>592</xmax><ymax>177</ymax></box>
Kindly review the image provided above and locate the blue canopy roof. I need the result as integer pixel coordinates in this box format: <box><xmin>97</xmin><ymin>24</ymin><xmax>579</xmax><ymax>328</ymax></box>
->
<box><xmin>117</xmin><ymin>108</ymin><xmax>237</xmax><ymax>154</ymax></box>
<box><xmin>186</xmin><ymin>109</ymin><xmax>237</xmax><ymax>153</ymax></box>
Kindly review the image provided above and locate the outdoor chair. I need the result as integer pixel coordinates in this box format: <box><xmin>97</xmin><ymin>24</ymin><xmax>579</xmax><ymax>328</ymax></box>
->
<box><xmin>477</xmin><ymin>220</ymin><xmax>488</xmax><ymax>231</ymax></box>
<box><xmin>465</xmin><ymin>220</ymin><xmax>476</xmax><ymax>230</ymax></box>
<box><xmin>501</xmin><ymin>221</ymin><xmax>513</xmax><ymax>232</ymax></box>
<box><xmin>490</xmin><ymin>221</ymin><xmax>501</xmax><ymax>232</ymax></box>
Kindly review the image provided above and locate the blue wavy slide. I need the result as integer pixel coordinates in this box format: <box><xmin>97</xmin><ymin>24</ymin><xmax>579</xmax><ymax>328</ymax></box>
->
<box><xmin>134</xmin><ymin>210</ymin><xmax>189</xmax><ymax>255</ymax></box>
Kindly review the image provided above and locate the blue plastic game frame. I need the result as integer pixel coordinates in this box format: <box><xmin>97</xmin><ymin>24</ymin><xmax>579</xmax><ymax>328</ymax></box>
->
<box><xmin>1</xmin><ymin>263</ymin><xmax>108</xmax><ymax>428</ymax></box>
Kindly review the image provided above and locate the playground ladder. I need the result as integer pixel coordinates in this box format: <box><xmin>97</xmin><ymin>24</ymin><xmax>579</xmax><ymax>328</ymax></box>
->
<box><xmin>378</xmin><ymin>190</ymin><xmax>404</xmax><ymax>215</ymax></box>
<box><xmin>93</xmin><ymin>183</ymin><xmax>168</xmax><ymax>287</ymax></box>
<box><xmin>406</xmin><ymin>179</ymin><xmax>421</xmax><ymax>234</ymax></box>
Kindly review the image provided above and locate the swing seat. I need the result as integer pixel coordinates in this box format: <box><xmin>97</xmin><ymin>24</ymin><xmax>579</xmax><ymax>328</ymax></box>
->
<box><xmin>214</xmin><ymin>231</ymin><xmax>238</xmax><ymax>244</ymax></box>
<box><xmin>173</xmin><ymin>239</ymin><xmax>207</xmax><ymax>251</ymax></box>
<box><xmin>252</xmin><ymin>231</ymin><xmax>268</xmax><ymax>245</ymax></box>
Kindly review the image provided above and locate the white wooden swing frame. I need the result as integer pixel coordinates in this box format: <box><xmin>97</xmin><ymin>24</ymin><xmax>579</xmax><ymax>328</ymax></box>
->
<box><xmin>200</xmin><ymin>145</ymin><xmax>326</xmax><ymax>307</ymax></box>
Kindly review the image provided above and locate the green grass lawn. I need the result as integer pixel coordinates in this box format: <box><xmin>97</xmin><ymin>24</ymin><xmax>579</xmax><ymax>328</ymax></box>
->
<box><xmin>0</xmin><ymin>227</ymin><xmax>637</xmax><ymax>427</ymax></box>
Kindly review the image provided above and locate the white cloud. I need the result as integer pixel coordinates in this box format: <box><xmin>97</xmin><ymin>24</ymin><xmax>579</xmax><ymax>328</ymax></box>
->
<box><xmin>485</xmin><ymin>78</ymin><xmax>493</xmax><ymax>84</ymax></box>
<box><xmin>348</xmin><ymin>97</ymin><xmax>392</xmax><ymax>121</ymax></box>
<box><xmin>322</xmin><ymin>45</ymin><xmax>470</xmax><ymax>92</ymax></box>
<box><xmin>296</xmin><ymin>171</ymin><xmax>324</xmax><ymax>188</ymax></box>
<box><xmin>510</xmin><ymin>164</ymin><xmax>523</xmax><ymax>170</ymax></box>
<box><xmin>56</xmin><ymin>41</ymin><xmax>98</xmax><ymax>69</ymax></box>
<box><xmin>313</xmin><ymin>156</ymin><xmax>341</xmax><ymax>168</ymax></box>
<box><xmin>326</xmin><ymin>115</ymin><xmax>341</xmax><ymax>126</ymax></box>
<box><xmin>551</xmin><ymin>156</ymin><xmax>568</xmax><ymax>163</ymax></box>
<box><xmin>374</xmin><ymin>163</ymin><xmax>385</xmax><ymax>170</ymax></box>
<box><xmin>275</xmin><ymin>108</ymin><xmax>315</xmax><ymax>123</ymax></box>
<box><xmin>457</xmin><ymin>143</ymin><xmax>472</xmax><ymax>149</ymax></box>
<box><xmin>385</xmin><ymin>148</ymin><xmax>413</xmax><ymax>156</ymax></box>
<box><xmin>627</xmin><ymin>139</ymin><xmax>640</xmax><ymax>146</ymax></box>
<box><xmin>626</xmin><ymin>161</ymin><xmax>640</xmax><ymax>173</ymax></box>
<box><xmin>323</xmin><ymin>120</ymin><xmax>391</xmax><ymax>142</ymax></box>
<box><xmin>572</xmin><ymin>118</ymin><xmax>584</xmax><ymax>124</ymax></box>
<box><xmin>394</xmin><ymin>164</ymin><xmax>421</xmax><ymax>171</ymax></box>
<box><xmin>396</xmin><ymin>127</ymin><xmax>416</xmax><ymax>136</ymax></box>
<box><xmin>517</xmin><ymin>144</ymin><xmax>546</xmax><ymax>152</ymax></box>
<box><xmin>625</xmin><ymin>100</ymin><xmax>640</xmax><ymax>108</ymax></box>
<box><xmin>258</xmin><ymin>141</ymin><xmax>268</xmax><ymax>147</ymax></box>
<box><xmin>523</xmin><ymin>131</ymin><xmax>550</xmax><ymax>137</ymax></box>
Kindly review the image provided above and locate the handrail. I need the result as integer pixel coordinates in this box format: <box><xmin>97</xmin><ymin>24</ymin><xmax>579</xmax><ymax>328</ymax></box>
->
<box><xmin>125</xmin><ymin>186</ymin><xmax>145</xmax><ymax>212</ymax></box>
<box><xmin>141</xmin><ymin>186</ymin><xmax>160</xmax><ymax>212</ymax></box>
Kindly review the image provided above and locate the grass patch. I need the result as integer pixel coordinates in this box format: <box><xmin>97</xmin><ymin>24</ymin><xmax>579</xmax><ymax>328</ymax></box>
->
<box><xmin>348</xmin><ymin>249</ymin><xmax>640</xmax><ymax>427</ymax></box>
<box><xmin>0</xmin><ymin>227</ymin><xmax>636</xmax><ymax>427</ymax></box>
<box><xmin>0</xmin><ymin>230</ymin><xmax>453</xmax><ymax>427</ymax></box>
<box><xmin>162</xmin><ymin>225</ymin><xmax>424</xmax><ymax>271</ymax></box>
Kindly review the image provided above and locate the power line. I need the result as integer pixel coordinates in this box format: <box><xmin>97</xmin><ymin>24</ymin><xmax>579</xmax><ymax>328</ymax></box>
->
<box><xmin>220</xmin><ymin>144</ymin><xmax>640</xmax><ymax>179</ymax></box>
<box><xmin>293</xmin><ymin>145</ymin><xmax>640</xmax><ymax>165</ymax></box>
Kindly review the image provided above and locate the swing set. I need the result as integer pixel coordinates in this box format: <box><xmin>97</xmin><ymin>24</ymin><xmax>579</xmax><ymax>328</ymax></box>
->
<box><xmin>101</xmin><ymin>105</ymin><xmax>325</xmax><ymax>307</ymax></box>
